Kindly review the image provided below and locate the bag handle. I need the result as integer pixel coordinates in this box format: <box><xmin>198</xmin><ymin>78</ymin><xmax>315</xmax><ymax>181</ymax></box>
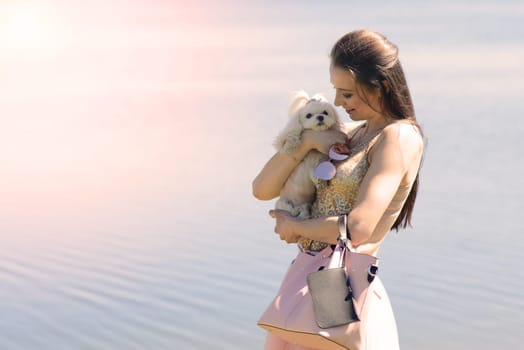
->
<box><xmin>337</xmin><ymin>214</ymin><xmax>355</xmax><ymax>252</ymax></box>
<box><xmin>328</xmin><ymin>214</ymin><xmax>353</xmax><ymax>269</ymax></box>
<box><xmin>336</xmin><ymin>214</ymin><xmax>379</xmax><ymax>283</ymax></box>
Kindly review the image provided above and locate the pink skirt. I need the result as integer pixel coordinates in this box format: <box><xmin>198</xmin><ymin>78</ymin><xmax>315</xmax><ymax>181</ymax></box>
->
<box><xmin>262</xmin><ymin>249</ymin><xmax>400</xmax><ymax>350</ymax></box>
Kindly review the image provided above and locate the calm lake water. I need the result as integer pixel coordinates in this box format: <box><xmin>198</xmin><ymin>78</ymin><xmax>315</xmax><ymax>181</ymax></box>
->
<box><xmin>1</xmin><ymin>0</ymin><xmax>523</xmax><ymax>349</ymax></box>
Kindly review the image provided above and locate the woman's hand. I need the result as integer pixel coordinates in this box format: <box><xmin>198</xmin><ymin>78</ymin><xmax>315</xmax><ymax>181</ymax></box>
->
<box><xmin>302</xmin><ymin>129</ymin><xmax>348</xmax><ymax>154</ymax></box>
<box><xmin>269</xmin><ymin>209</ymin><xmax>301</xmax><ymax>244</ymax></box>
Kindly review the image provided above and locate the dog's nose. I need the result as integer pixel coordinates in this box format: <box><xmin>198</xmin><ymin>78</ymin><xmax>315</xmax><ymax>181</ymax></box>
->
<box><xmin>317</xmin><ymin>115</ymin><xmax>324</xmax><ymax>122</ymax></box>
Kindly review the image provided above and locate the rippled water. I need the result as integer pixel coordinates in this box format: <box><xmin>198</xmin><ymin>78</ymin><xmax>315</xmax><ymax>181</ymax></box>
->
<box><xmin>1</xmin><ymin>0</ymin><xmax>523</xmax><ymax>349</ymax></box>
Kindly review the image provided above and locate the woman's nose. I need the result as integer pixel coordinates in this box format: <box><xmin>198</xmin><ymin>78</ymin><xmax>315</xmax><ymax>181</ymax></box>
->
<box><xmin>334</xmin><ymin>95</ymin><xmax>342</xmax><ymax>107</ymax></box>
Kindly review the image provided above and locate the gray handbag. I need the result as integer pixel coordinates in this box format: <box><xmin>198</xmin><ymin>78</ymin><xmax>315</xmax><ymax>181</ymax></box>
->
<box><xmin>306</xmin><ymin>215</ymin><xmax>377</xmax><ymax>329</ymax></box>
<box><xmin>307</xmin><ymin>264</ymin><xmax>359</xmax><ymax>328</ymax></box>
<box><xmin>258</xmin><ymin>214</ymin><xmax>380</xmax><ymax>349</ymax></box>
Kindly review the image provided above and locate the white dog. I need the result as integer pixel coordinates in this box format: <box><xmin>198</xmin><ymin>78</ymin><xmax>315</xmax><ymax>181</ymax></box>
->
<box><xmin>274</xmin><ymin>90</ymin><xmax>342</xmax><ymax>219</ymax></box>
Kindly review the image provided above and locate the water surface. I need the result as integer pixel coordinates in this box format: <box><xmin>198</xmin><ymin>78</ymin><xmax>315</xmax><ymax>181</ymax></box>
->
<box><xmin>1</xmin><ymin>0</ymin><xmax>523</xmax><ymax>349</ymax></box>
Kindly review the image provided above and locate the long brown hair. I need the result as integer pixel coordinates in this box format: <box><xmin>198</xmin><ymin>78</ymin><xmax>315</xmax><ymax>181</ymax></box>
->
<box><xmin>330</xmin><ymin>29</ymin><xmax>423</xmax><ymax>231</ymax></box>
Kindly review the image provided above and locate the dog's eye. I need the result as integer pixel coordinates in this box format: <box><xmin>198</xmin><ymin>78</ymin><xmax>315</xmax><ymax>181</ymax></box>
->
<box><xmin>306</xmin><ymin>113</ymin><xmax>312</xmax><ymax>119</ymax></box>
<box><xmin>322</xmin><ymin>110</ymin><xmax>328</xmax><ymax>115</ymax></box>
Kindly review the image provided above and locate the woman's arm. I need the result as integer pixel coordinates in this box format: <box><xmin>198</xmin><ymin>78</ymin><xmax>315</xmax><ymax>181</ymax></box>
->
<box><xmin>271</xmin><ymin>123</ymin><xmax>423</xmax><ymax>246</ymax></box>
<box><xmin>348</xmin><ymin>123</ymin><xmax>423</xmax><ymax>245</ymax></box>
<box><xmin>270</xmin><ymin>209</ymin><xmax>339</xmax><ymax>244</ymax></box>
<box><xmin>252</xmin><ymin>142</ymin><xmax>311</xmax><ymax>200</ymax></box>
<box><xmin>252</xmin><ymin>129</ymin><xmax>347</xmax><ymax>200</ymax></box>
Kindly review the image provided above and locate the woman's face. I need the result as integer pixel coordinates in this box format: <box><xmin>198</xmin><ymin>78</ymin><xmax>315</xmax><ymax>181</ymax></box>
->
<box><xmin>330</xmin><ymin>65</ymin><xmax>382</xmax><ymax>122</ymax></box>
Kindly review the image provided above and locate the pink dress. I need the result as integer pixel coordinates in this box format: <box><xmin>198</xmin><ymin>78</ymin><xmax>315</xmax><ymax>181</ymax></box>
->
<box><xmin>263</xmin><ymin>125</ymin><xmax>407</xmax><ymax>349</ymax></box>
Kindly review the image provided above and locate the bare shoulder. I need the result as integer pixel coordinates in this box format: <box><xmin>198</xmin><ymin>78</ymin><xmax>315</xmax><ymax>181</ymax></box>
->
<box><xmin>383</xmin><ymin>121</ymin><xmax>424</xmax><ymax>152</ymax></box>
<box><xmin>372</xmin><ymin>121</ymin><xmax>424</xmax><ymax>165</ymax></box>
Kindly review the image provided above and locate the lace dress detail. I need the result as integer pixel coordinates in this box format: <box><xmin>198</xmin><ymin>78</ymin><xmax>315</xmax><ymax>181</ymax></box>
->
<box><xmin>298</xmin><ymin>125</ymin><xmax>385</xmax><ymax>251</ymax></box>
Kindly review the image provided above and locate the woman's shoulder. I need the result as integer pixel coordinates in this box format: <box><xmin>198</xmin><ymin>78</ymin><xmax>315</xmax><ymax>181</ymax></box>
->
<box><xmin>372</xmin><ymin>120</ymin><xmax>424</xmax><ymax>163</ymax></box>
<box><xmin>383</xmin><ymin>121</ymin><xmax>423</xmax><ymax>150</ymax></box>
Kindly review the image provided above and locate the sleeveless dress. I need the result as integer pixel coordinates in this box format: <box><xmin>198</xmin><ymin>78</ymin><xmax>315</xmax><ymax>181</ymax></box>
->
<box><xmin>265</xmin><ymin>124</ymin><xmax>405</xmax><ymax>350</ymax></box>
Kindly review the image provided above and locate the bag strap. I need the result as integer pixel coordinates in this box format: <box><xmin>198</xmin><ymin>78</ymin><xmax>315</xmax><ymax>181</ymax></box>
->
<box><xmin>337</xmin><ymin>214</ymin><xmax>355</xmax><ymax>252</ymax></box>
<box><xmin>329</xmin><ymin>214</ymin><xmax>352</xmax><ymax>269</ymax></box>
<box><xmin>337</xmin><ymin>214</ymin><xmax>379</xmax><ymax>283</ymax></box>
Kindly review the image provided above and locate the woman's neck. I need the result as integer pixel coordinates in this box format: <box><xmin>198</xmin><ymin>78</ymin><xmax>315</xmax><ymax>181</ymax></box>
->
<box><xmin>363</xmin><ymin>115</ymin><xmax>393</xmax><ymax>136</ymax></box>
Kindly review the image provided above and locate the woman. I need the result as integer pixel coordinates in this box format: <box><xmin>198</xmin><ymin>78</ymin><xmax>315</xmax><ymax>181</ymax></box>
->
<box><xmin>253</xmin><ymin>29</ymin><xmax>424</xmax><ymax>349</ymax></box>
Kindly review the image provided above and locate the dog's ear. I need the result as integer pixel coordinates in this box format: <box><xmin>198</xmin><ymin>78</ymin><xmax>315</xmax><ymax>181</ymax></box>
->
<box><xmin>273</xmin><ymin>91</ymin><xmax>310</xmax><ymax>150</ymax></box>
<box><xmin>273</xmin><ymin>110</ymin><xmax>303</xmax><ymax>150</ymax></box>
<box><xmin>288</xmin><ymin>90</ymin><xmax>310</xmax><ymax>117</ymax></box>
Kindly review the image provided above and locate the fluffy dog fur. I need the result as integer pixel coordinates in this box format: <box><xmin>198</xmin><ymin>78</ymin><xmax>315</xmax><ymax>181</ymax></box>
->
<box><xmin>274</xmin><ymin>90</ymin><xmax>343</xmax><ymax>219</ymax></box>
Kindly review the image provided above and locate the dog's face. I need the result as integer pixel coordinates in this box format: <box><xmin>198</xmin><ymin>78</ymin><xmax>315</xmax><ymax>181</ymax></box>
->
<box><xmin>298</xmin><ymin>98</ymin><xmax>338</xmax><ymax>131</ymax></box>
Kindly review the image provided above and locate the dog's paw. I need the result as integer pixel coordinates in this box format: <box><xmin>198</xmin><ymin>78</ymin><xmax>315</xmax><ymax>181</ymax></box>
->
<box><xmin>293</xmin><ymin>203</ymin><xmax>311</xmax><ymax>220</ymax></box>
<box><xmin>290</xmin><ymin>206</ymin><xmax>301</xmax><ymax>217</ymax></box>
<box><xmin>282</xmin><ymin>129</ymin><xmax>303</xmax><ymax>154</ymax></box>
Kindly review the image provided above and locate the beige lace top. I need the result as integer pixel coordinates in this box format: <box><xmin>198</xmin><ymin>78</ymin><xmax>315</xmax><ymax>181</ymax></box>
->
<box><xmin>298</xmin><ymin>124</ymin><xmax>388</xmax><ymax>252</ymax></box>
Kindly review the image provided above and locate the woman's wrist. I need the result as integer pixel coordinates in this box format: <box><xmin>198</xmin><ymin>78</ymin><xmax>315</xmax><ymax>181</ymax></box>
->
<box><xmin>294</xmin><ymin>140</ymin><xmax>312</xmax><ymax>159</ymax></box>
<box><xmin>280</xmin><ymin>140</ymin><xmax>310</xmax><ymax>163</ymax></box>
<box><xmin>300</xmin><ymin>130</ymin><xmax>316</xmax><ymax>152</ymax></box>
<box><xmin>292</xmin><ymin>216</ymin><xmax>340</xmax><ymax>245</ymax></box>
<box><xmin>279</xmin><ymin>149</ymin><xmax>300</xmax><ymax>162</ymax></box>
<box><xmin>290</xmin><ymin>217</ymin><xmax>304</xmax><ymax>242</ymax></box>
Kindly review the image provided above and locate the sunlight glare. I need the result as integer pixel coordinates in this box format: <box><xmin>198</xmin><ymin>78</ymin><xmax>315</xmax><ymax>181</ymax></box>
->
<box><xmin>1</xmin><ymin>2</ymin><xmax>66</xmax><ymax>51</ymax></box>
